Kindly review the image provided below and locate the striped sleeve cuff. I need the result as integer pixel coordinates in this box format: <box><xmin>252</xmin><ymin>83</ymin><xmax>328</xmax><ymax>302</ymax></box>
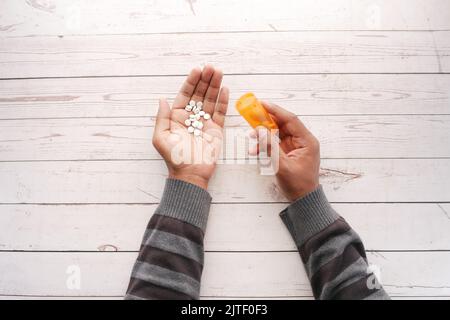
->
<box><xmin>155</xmin><ymin>178</ymin><xmax>212</xmax><ymax>233</ymax></box>
<box><xmin>280</xmin><ymin>185</ymin><xmax>339</xmax><ymax>247</ymax></box>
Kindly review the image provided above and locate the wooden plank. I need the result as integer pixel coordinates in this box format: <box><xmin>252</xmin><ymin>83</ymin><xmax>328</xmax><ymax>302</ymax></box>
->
<box><xmin>1</xmin><ymin>74</ymin><xmax>450</xmax><ymax>120</ymax></box>
<box><xmin>1</xmin><ymin>0</ymin><xmax>450</xmax><ymax>36</ymax></box>
<box><xmin>1</xmin><ymin>31</ymin><xmax>447</xmax><ymax>78</ymax></box>
<box><xmin>0</xmin><ymin>251</ymin><xmax>449</xmax><ymax>297</ymax></box>
<box><xmin>0</xmin><ymin>115</ymin><xmax>448</xmax><ymax>161</ymax></box>
<box><xmin>1</xmin><ymin>203</ymin><xmax>449</xmax><ymax>251</ymax></box>
<box><xmin>0</xmin><ymin>159</ymin><xmax>449</xmax><ymax>203</ymax></box>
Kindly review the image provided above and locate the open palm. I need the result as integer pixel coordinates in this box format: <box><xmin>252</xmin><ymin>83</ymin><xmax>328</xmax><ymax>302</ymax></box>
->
<box><xmin>153</xmin><ymin>65</ymin><xmax>229</xmax><ymax>189</ymax></box>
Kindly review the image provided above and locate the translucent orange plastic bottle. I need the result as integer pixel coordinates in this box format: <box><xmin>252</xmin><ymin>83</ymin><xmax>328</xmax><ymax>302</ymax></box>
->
<box><xmin>235</xmin><ymin>93</ymin><xmax>278</xmax><ymax>130</ymax></box>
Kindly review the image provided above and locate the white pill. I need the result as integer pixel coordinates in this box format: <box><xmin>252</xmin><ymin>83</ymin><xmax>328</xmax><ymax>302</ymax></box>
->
<box><xmin>195</xmin><ymin>114</ymin><xmax>201</xmax><ymax>120</ymax></box>
<box><xmin>184</xmin><ymin>119</ymin><xmax>191</xmax><ymax>126</ymax></box>
<box><xmin>196</xmin><ymin>101</ymin><xmax>203</xmax><ymax>108</ymax></box>
<box><xmin>189</xmin><ymin>100</ymin><xmax>196</xmax><ymax>106</ymax></box>
<box><xmin>199</xmin><ymin>111</ymin><xmax>205</xmax><ymax>116</ymax></box>
<box><xmin>203</xmin><ymin>113</ymin><xmax>211</xmax><ymax>120</ymax></box>
<box><xmin>197</xmin><ymin>121</ymin><xmax>204</xmax><ymax>129</ymax></box>
<box><xmin>187</xmin><ymin>126</ymin><xmax>195</xmax><ymax>133</ymax></box>
<box><xmin>185</xmin><ymin>105</ymin><xmax>192</xmax><ymax>112</ymax></box>
<box><xmin>193</xmin><ymin>129</ymin><xmax>201</xmax><ymax>136</ymax></box>
<box><xmin>191</xmin><ymin>121</ymin><xmax>198</xmax><ymax>128</ymax></box>
<box><xmin>189</xmin><ymin>114</ymin><xmax>196</xmax><ymax>120</ymax></box>
<box><xmin>193</xmin><ymin>107</ymin><xmax>200</xmax><ymax>114</ymax></box>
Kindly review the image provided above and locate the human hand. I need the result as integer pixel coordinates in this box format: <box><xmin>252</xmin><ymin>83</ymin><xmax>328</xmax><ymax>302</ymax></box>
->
<box><xmin>250</xmin><ymin>102</ymin><xmax>320</xmax><ymax>201</ymax></box>
<box><xmin>153</xmin><ymin>65</ymin><xmax>229</xmax><ymax>190</ymax></box>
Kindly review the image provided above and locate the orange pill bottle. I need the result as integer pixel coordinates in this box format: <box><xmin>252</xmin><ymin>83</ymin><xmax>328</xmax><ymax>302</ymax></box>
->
<box><xmin>235</xmin><ymin>93</ymin><xmax>278</xmax><ymax>130</ymax></box>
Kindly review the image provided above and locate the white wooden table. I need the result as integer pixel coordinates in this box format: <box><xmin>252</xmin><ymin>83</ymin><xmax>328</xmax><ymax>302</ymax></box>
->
<box><xmin>0</xmin><ymin>0</ymin><xmax>450</xmax><ymax>299</ymax></box>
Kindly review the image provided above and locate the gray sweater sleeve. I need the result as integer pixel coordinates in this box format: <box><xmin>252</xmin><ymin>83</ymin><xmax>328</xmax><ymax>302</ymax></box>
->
<box><xmin>280</xmin><ymin>185</ymin><xmax>390</xmax><ymax>300</ymax></box>
<box><xmin>125</xmin><ymin>178</ymin><xmax>211</xmax><ymax>300</ymax></box>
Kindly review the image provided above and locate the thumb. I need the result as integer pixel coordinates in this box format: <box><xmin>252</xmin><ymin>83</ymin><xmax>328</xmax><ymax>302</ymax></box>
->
<box><xmin>154</xmin><ymin>97</ymin><xmax>171</xmax><ymax>136</ymax></box>
<box><xmin>255</xmin><ymin>127</ymin><xmax>286</xmax><ymax>176</ymax></box>
<box><xmin>256</xmin><ymin>127</ymin><xmax>286</xmax><ymax>159</ymax></box>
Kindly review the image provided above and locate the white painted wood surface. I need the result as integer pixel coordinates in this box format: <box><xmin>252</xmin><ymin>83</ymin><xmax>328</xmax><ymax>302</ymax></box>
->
<box><xmin>1</xmin><ymin>160</ymin><xmax>449</xmax><ymax>203</ymax></box>
<box><xmin>0</xmin><ymin>251</ymin><xmax>449</xmax><ymax>297</ymax></box>
<box><xmin>2</xmin><ymin>75</ymin><xmax>450</xmax><ymax>119</ymax></box>
<box><xmin>1</xmin><ymin>31</ymin><xmax>449</xmax><ymax>78</ymax></box>
<box><xmin>0</xmin><ymin>0</ymin><xmax>449</xmax><ymax>300</ymax></box>
<box><xmin>0</xmin><ymin>115</ymin><xmax>449</xmax><ymax>160</ymax></box>
<box><xmin>1</xmin><ymin>0</ymin><xmax>450</xmax><ymax>35</ymax></box>
<box><xmin>1</xmin><ymin>203</ymin><xmax>449</xmax><ymax>251</ymax></box>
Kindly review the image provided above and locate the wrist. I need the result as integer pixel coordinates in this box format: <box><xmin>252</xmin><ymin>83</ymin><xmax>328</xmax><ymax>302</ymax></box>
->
<box><xmin>169</xmin><ymin>172</ymin><xmax>209</xmax><ymax>190</ymax></box>
<box><xmin>279</xmin><ymin>185</ymin><xmax>339</xmax><ymax>246</ymax></box>
<box><xmin>158</xmin><ymin>178</ymin><xmax>212</xmax><ymax>232</ymax></box>
<box><xmin>282</xmin><ymin>181</ymin><xmax>319</xmax><ymax>202</ymax></box>
<box><xmin>290</xmin><ymin>183</ymin><xmax>319</xmax><ymax>202</ymax></box>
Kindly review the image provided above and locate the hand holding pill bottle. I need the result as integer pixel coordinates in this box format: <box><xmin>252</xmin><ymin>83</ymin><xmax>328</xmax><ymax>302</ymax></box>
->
<box><xmin>247</xmin><ymin>100</ymin><xmax>321</xmax><ymax>201</ymax></box>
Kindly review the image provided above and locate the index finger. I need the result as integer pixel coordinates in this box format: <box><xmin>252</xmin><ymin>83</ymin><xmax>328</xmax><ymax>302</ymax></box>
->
<box><xmin>173</xmin><ymin>67</ymin><xmax>202</xmax><ymax>109</ymax></box>
<box><xmin>261</xmin><ymin>101</ymin><xmax>313</xmax><ymax>138</ymax></box>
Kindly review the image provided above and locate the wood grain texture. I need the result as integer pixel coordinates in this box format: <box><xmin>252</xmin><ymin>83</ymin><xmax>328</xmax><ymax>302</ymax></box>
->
<box><xmin>1</xmin><ymin>74</ymin><xmax>450</xmax><ymax>120</ymax></box>
<box><xmin>1</xmin><ymin>203</ymin><xmax>449</xmax><ymax>251</ymax></box>
<box><xmin>0</xmin><ymin>115</ymin><xmax>449</xmax><ymax>161</ymax></box>
<box><xmin>435</xmin><ymin>31</ymin><xmax>450</xmax><ymax>72</ymax></box>
<box><xmin>0</xmin><ymin>159</ymin><xmax>449</xmax><ymax>204</ymax></box>
<box><xmin>1</xmin><ymin>31</ymin><xmax>448</xmax><ymax>78</ymax></box>
<box><xmin>0</xmin><ymin>251</ymin><xmax>449</xmax><ymax>297</ymax></box>
<box><xmin>1</xmin><ymin>0</ymin><xmax>450</xmax><ymax>36</ymax></box>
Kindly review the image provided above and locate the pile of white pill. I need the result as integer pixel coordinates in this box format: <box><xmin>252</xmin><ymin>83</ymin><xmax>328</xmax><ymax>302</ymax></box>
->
<box><xmin>184</xmin><ymin>100</ymin><xmax>211</xmax><ymax>136</ymax></box>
